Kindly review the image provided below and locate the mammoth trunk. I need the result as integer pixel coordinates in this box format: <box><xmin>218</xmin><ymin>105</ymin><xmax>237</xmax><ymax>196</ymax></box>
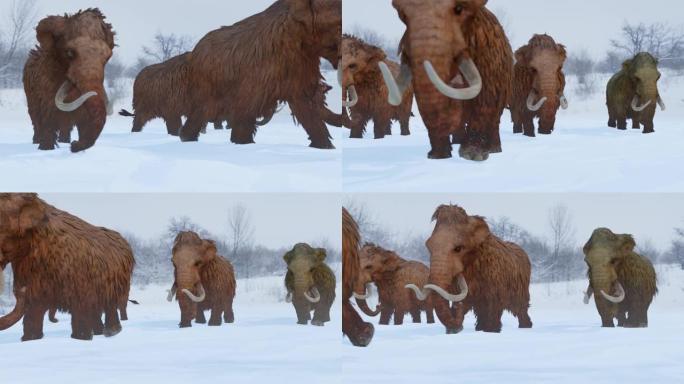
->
<box><xmin>532</xmin><ymin>75</ymin><xmax>562</xmax><ymax>132</ymax></box>
<box><xmin>426</xmin><ymin>272</ymin><xmax>468</xmax><ymax>333</ymax></box>
<box><xmin>175</xmin><ymin>276</ymin><xmax>204</xmax><ymax>327</ymax></box>
<box><xmin>590</xmin><ymin>272</ymin><xmax>623</xmax><ymax>327</ymax></box>
<box><xmin>352</xmin><ymin>286</ymin><xmax>380</xmax><ymax>317</ymax></box>
<box><xmin>61</xmin><ymin>81</ymin><xmax>108</xmax><ymax>153</ymax></box>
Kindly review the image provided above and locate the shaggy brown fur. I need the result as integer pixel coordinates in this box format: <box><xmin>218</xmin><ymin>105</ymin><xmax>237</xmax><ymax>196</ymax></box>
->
<box><xmin>583</xmin><ymin>228</ymin><xmax>657</xmax><ymax>327</ymax></box>
<box><xmin>394</xmin><ymin>0</ymin><xmax>513</xmax><ymax>161</ymax></box>
<box><xmin>178</xmin><ymin>0</ymin><xmax>341</xmax><ymax>149</ymax></box>
<box><xmin>23</xmin><ymin>9</ymin><xmax>115</xmax><ymax>152</ymax></box>
<box><xmin>170</xmin><ymin>231</ymin><xmax>236</xmax><ymax>328</ymax></box>
<box><xmin>0</xmin><ymin>194</ymin><xmax>134</xmax><ymax>341</ymax></box>
<box><xmin>425</xmin><ymin>205</ymin><xmax>532</xmax><ymax>334</ymax></box>
<box><xmin>284</xmin><ymin>243</ymin><xmax>336</xmax><ymax>326</ymax></box>
<box><xmin>341</xmin><ymin>35</ymin><xmax>413</xmax><ymax>139</ymax></box>
<box><xmin>512</xmin><ymin>34</ymin><xmax>567</xmax><ymax>136</ymax></box>
<box><xmin>356</xmin><ymin>244</ymin><xmax>434</xmax><ymax>325</ymax></box>
<box><xmin>342</xmin><ymin>207</ymin><xmax>374</xmax><ymax>347</ymax></box>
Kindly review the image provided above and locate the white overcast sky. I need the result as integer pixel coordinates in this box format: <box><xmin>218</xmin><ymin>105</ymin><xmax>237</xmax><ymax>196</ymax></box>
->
<box><xmin>343</xmin><ymin>0</ymin><xmax>684</xmax><ymax>59</ymax></box>
<box><xmin>40</xmin><ymin>194</ymin><xmax>341</xmax><ymax>250</ymax></box>
<box><xmin>346</xmin><ymin>194</ymin><xmax>684</xmax><ymax>250</ymax></box>
<box><xmin>28</xmin><ymin>0</ymin><xmax>277</xmax><ymax>64</ymax></box>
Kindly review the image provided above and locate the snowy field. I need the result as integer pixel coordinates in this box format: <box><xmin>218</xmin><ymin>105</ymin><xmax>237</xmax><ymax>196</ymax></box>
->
<box><xmin>342</xmin><ymin>72</ymin><xmax>684</xmax><ymax>192</ymax></box>
<box><xmin>342</xmin><ymin>265</ymin><xmax>684</xmax><ymax>384</ymax></box>
<box><xmin>0</xmin><ymin>274</ymin><xmax>342</xmax><ymax>384</ymax></box>
<box><xmin>0</xmin><ymin>71</ymin><xmax>343</xmax><ymax>193</ymax></box>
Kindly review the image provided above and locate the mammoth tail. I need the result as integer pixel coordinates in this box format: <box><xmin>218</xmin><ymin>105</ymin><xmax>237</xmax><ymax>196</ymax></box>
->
<box><xmin>128</xmin><ymin>299</ymin><xmax>140</xmax><ymax>305</ymax></box>
<box><xmin>119</xmin><ymin>109</ymin><xmax>135</xmax><ymax>117</ymax></box>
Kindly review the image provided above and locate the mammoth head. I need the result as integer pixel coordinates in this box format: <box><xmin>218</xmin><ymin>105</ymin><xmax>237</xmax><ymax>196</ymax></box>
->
<box><xmin>358</xmin><ymin>243</ymin><xmax>401</xmax><ymax>284</ymax></box>
<box><xmin>515</xmin><ymin>34</ymin><xmax>568</xmax><ymax>111</ymax></box>
<box><xmin>0</xmin><ymin>194</ymin><xmax>48</xmax><ymax>239</ymax></box>
<box><xmin>171</xmin><ymin>231</ymin><xmax>216</xmax><ymax>308</ymax></box>
<box><xmin>339</xmin><ymin>35</ymin><xmax>387</xmax><ymax>107</ymax></box>
<box><xmin>284</xmin><ymin>243</ymin><xmax>326</xmax><ymax>303</ymax></box>
<box><xmin>288</xmin><ymin>0</ymin><xmax>342</xmax><ymax>68</ymax></box>
<box><xmin>583</xmin><ymin>228</ymin><xmax>634</xmax><ymax>308</ymax></box>
<box><xmin>623</xmin><ymin>53</ymin><xmax>665</xmax><ymax>112</ymax></box>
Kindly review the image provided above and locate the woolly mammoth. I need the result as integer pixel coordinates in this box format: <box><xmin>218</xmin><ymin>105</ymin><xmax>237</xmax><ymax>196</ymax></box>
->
<box><xmin>119</xmin><ymin>52</ymin><xmax>266</xmax><ymax>135</ymax></box>
<box><xmin>167</xmin><ymin>231</ymin><xmax>236</xmax><ymax>328</ymax></box>
<box><xmin>340</xmin><ymin>35</ymin><xmax>413</xmax><ymax>139</ymax></box>
<box><xmin>0</xmin><ymin>194</ymin><xmax>134</xmax><ymax>341</ymax></box>
<box><xmin>582</xmin><ymin>228</ymin><xmax>657</xmax><ymax>327</ymax></box>
<box><xmin>382</xmin><ymin>0</ymin><xmax>512</xmax><ymax>161</ymax></box>
<box><xmin>178</xmin><ymin>0</ymin><xmax>342</xmax><ymax>149</ymax></box>
<box><xmin>407</xmin><ymin>205</ymin><xmax>532</xmax><ymax>334</ymax></box>
<box><xmin>283</xmin><ymin>243</ymin><xmax>336</xmax><ymax>326</ymax></box>
<box><xmin>512</xmin><ymin>34</ymin><xmax>568</xmax><ymax>136</ymax></box>
<box><xmin>342</xmin><ymin>208</ymin><xmax>374</xmax><ymax>347</ymax></box>
<box><xmin>354</xmin><ymin>244</ymin><xmax>434</xmax><ymax>325</ymax></box>
<box><xmin>606</xmin><ymin>52</ymin><xmax>665</xmax><ymax>133</ymax></box>
<box><xmin>23</xmin><ymin>9</ymin><xmax>115</xmax><ymax>152</ymax></box>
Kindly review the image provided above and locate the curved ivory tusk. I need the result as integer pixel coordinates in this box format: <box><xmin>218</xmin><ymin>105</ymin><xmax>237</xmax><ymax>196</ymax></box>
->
<box><xmin>657</xmin><ymin>96</ymin><xmax>666</xmax><ymax>111</ymax></box>
<box><xmin>379</xmin><ymin>61</ymin><xmax>413</xmax><ymax>106</ymax></box>
<box><xmin>600</xmin><ymin>281</ymin><xmax>625</xmax><ymax>303</ymax></box>
<box><xmin>631</xmin><ymin>96</ymin><xmax>652</xmax><ymax>112</ymax></box>
<box><xmin>526</xmin><ymin>91</ymin><xmax>547</xmax><ymax>111</ymax></box>
<box><xmin>423</xmin><ymin>58</ymin><xmax>482</xmax><ymax>101</ymax></box>
<box><xmin>55</xmin><ymin>80</ymin><xmax>98</xmax><ymax>112</ymax></box>
<box><xmin>405</xmin><ymin>283</ymin><xmax>429</xmax><ymax>301</ymax></box>
<box><xmin>285</xmin><ymin>291</ymin><xmax>293</xmax><ymax>303</ymax></box>
<box><xmin>424</xmin><ymin>275</ymin><xmax>468</xmax><ymax>303</ymax></box>
<box><xmin>343</xmin><ymin>85</ymin><xmax>358</xmax><ymax>108</ymax></box>
<box><xmin>181</xmin><ymin>284</ymin><xmax>206</xmax><ymax>303</ymax></box>
<box><xmin>583</xmin><ymin>286</ymin><xmax>593</xmax><ymax>304</ymax></box>
<box><xmin>559</xmin><ymin>94</ymin><xmax>568</xmax><ymax>110</ymax></box>
<box><xmin>304</xmin><ymin>287</ymin><xmax>321</xmax><ymax>303</ymax></box>
<box><xmin>352</xmin><ymin>287</ymin><xmax>369</xmax><ymax>301</ymax></box>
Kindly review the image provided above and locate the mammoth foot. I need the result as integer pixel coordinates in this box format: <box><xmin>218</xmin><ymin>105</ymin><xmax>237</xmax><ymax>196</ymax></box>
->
<box><xmin>70</xmin><ymin>330</ymin><xmax>93</xmax><ymax>341</ymax></box>
<box><xmin>458</xmin><ymin>145</ymin><xmax>489</xmax><ymax>162</ymax></box>
<box><xmin>445</xmin><ymin>325</ymin><xmax>464</xmax><ymax>334</ymax></box>
<box><xmin>488</xmin><ymin>144</ymin><xmax>503</xmax><ymax>154</ymax></box>
<box><xmin>309</xmin><ymin>139</ymin><xmax>335</xmax><ymax>150</ymax></box>
<box><xmin>208</xmin><ymin>319</ymin><xmax>222</xmax><ymax>326</ymax></box>
<box><xmin>179</xmin><ymin>322</ymin><xmax>192</xmax><ymax>328</ymax></box>
<box><xmin>608</xmin><ymin>119</ymin><xmax>617</xmax><ymax>128</ymax></box>
<box><xmin>297</xmin><ymin>320</ymin><xmax>308</xmax><ymax>325</ymax></box>
<box><xmin>642</xmin><ymin>128</ymin><xmax>655</xmax><ymax>134</ymax></box>
<box><xmin>21</xmin><ymin>332</ymin><xmax>44</xmax><ymax>342</ymax></box>
<box><xmin>104</xmin><ymin>324</ymin><xmax>122</xmax><ymax>337</ymax></box>
<box><xmin>38</xmin><ymin>142</ymin><xmax>56</xmax><ymax>151</ymax></box>
<box><xmin>427</xmin><ymin>146</ymin><xmax>453</xmax><ymax>160</ymax></box>
<box><xmin>311</xmin><ymin>320</ymin><xmax>325</xmax><ymax>326</ymax></box>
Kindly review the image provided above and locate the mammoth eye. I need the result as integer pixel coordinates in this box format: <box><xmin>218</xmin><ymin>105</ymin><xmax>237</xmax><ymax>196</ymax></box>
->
<box><xmin>194</xmin><ymin>261</ymin><xmax>202</xmax><ymax>267</ymax></box>
<box><xmin>348</xmin><ymin>63</ymin><xmax>358</xmax><ymax>70</ymax></box>
<box><xmin>455</xmin><ymin>4</ymin><xmax>465</xmax><ymax>15</ymax></box>
<box><xmin>453</xmin><ymin>245</ymin><xmax>463</xmax><ymax>253</ymax></box>
<box><xmin>65</xmin><ymin>49</ymin><xmax>76</xmax><ymax>60</ymax></box>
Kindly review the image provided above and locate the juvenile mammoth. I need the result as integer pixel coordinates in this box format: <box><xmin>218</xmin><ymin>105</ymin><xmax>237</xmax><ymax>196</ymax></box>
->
<box><xmin>284</xmin><ymin>243</ymin><xmax>336</xmax><ymax>326</ymax></box>
<box><xmin>0</xmin><ymin>193</ymin><xmax>134</xmax><ymax>341</ymax></box>
<box><xmin>340</xmin><ymin>35</ymin><xmax>413</xmax><ymax>139</ymax></box>
<box><xmin>383</xmin><ymin>0</ymin><xmax>513</xmax><ymax>161</ymax></box>
<box><xmin>354</xmin><ymin>244</ymin><xmax>434</xmax><ymax>325</ymax></box>
<box><xmin>407</xmin><ymin>205</ymin><xmax>532</xmax><ymax>334</ymax></box>
<box><xmin>342</xmin><ymin>208</ymin><xmax>374</xmax><ymax>347</ymax></box>
<box><xmin>23</xmin><ymin>9</ymin><xmax>115</xmax><ymax>152</ymax></box>
<box><xmin>582</xmin><ymin>228</ymin><xmax>657</xmax><ymax>328</ymax></box>
<box><xmin>179</xmin><ymin>0</ymin><xmax>342</xmax><ymax>149</ymax></box>
<box><xmin>168</xmin><ymin>231</ymin><xmax>236</xmax><ymax>328</ymax></box>
<box><xmin>606</xmin><ymin>52</ymin><xmax>665</xmax><ymax>133</ymax></box>
<box><xmin>512</xmin><ymin>34</ymin><xmax>568</xmax><ymax>136</ymax></box>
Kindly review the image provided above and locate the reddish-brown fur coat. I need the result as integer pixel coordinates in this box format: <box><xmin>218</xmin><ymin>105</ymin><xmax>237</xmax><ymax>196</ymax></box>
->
<box><xmin>179</xmin><ymin>0</ymin><xmax>341</xmax><ymax>148</ymax></box>
<box><xmin>0</xmin><ymin>193</ymin><xmax>134</xmax><ymax>340</ymax></box>
<box><xmin>342</xmin><ymin>207</ymin><xmax>373</xmax><ymax>346</ymax></box>
<box><xmin>342</xmin><ymin>35</ymin><xmax>413</xmax><ymax>139</ymax></box>
<box><xmin>23</xmin><ymin>9</ymin><xmax>115</xmax><ymax>152</ymax></box>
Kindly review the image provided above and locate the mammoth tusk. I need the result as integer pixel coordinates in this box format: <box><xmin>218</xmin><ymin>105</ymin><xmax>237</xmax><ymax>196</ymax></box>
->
<box><xmin>0</xmin><ymin>287</ymin><xmax>27</xmax><ymax>331</ymax></box>
<box><xmin>600</xmin><ymin>281</ymin><xmax>625</xmax><ymax>303</ymax></box>
<box><xmin>526</xmin><ymin>91</ymin><xmax>547</xmax><ymax>111</ymax></box>
<box><xmin>657</xmin><ymin>95</ymin><xmax>666</xmax><ymax>111</ymax></box>
<box><xmin>423</xmin><ymin>57</ymin><xmax>482</xmax><ymax>101</ymax></box>
<box><xmin>352</xmin><ymin>287</ymin><xmax>369</xmax><ymax>300</ymax></box>
<box><xmin>55</xmin><ymin>80</ymin><xmax>98</xmax><ymax>112</ymax></box>
<box><xmin>583</xmin><ymin>285</ymin><xmax>593</xmax><ymax>304</ymax></box>
<box><xmin>379</xmin><ymin>61</ymin><xmax>413</xmax><ymax>106</ymax></box>
<box><xmin>304</xmin><ymin>287</ymin><xmax>321</xmax><ymax>303</ymax></box>
<box><xmin>343</xmin><ymin>86</ymin><xmax>359</xmax><ymax>108</ymax></box>
<box><xmin>285</xmin><ymin>291</ymin><xmax>293</xmax><ymax>303</ymax></box>
<box><xmin>631</xmin><ymin>96</ymin><xmax>652</xmax><ymax>112</ymax></box>
<box><xmin>405</xmin><ymin>283</ymin><xmax>430</xmax><ymax>301</ymax></box>
<box><xmin>181</xmin><ymin>284</ymin><xmax>206</xmax><ymax>303</ymax></box>
<box><xmin>559</xmin><ymin>94</ymin><xmax>569</xmax><ymax>110</ymax></box>
<box><xmin>424</xmin><ymin>275</ymin><xmax>468</xmax><ymax>303</ymax></box>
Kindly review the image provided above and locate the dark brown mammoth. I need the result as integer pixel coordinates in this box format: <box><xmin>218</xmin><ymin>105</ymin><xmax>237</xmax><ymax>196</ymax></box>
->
<box><xmin>167</xmin><ymin>231</ymin><xmax>236</xmax><ymax>328</ymax></box>
<box><xmin>0</xmin><ymin>193</ymin><xmax>134</xmax><ymax>341</ymax></box>
<box><xmin>23</xmin><ymin>9</ymin><xmax>115</xmax><ymax>152</ymax></box>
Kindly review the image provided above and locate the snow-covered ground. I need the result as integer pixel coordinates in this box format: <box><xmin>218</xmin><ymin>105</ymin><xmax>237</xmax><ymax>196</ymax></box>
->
<box><xmin>342</xmin><ymin>265</ymin><xmax>684</xmax><ymax>383</ymax></box>
<box><xmin>0</xmin><ymin>71</ymin><xmax>343</xmax><ymax>193</ymax></box>
<box><xmin>342</xmin><ymin>72</ymin><xmax>684</xmax><ymax>192</ymax></box>
<box><xmin>0</xmin><ymin>275</ymin><xmax>342</xmax><ymax>384</ymax></box>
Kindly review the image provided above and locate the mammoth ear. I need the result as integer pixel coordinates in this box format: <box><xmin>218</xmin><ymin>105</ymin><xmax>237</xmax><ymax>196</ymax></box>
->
<box><xmin>467</xmin><ymin>216</ymin><xmax>490</xmax><ymax>246</ymax></box>
<box><xmin>36</xmin><ymin>16</ymin><xmax>66</xmax><ymax>52</ymax></box>
<box><xmin>557</xmin><ymin>44</ymin><xmax>567</xmax><ymax>62</ymax></box>
<box><xmin>288</xmin><ymin>0</ymin><xmax>313</xmax><ymax>24</ymax></box>
<box><xmin>202</xmin><ymin>240</ymin><xmax>217</xmax><ymax>262</ymax></box>
<box><xmin>515</xmin><ymin>46</ymin><xmax>530</xmax><ymax>66</ymax></box>
<box><xmin>617</xmin><ymin>234</ymin><xmax>636</xmax><ymax>255</ymax></box>
<box><xmin>283</xmin><ymin>250</ymin><xmax>294</xmax><ymax>264</ymax></box>
<box><xmin>622</xmin><ymin>59</ymin><xmax>632</xmax><ymax>72</ymax></box>
<box><xmin>382</xmin><ymin>252</ymin><xmax>400</xmax><ymax>272</ymax></box>
<box><xmin>18</xmin><ymin>195</ymin><xmax>47</xmax><ymax>235</ymax></box>
<box><xmin>314</xmin><ymin>248</ymin><xmax>327</xmax><ymax>263</ymax></box>
<box><xmin>369</xmin><ymin>46</ymin><xmax>387</xmax><ymax>64</ymax></box>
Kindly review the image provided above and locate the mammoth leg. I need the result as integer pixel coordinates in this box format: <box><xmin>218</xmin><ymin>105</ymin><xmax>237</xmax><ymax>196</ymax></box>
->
<box><xmin>425</xmin><ymin>305</ymin><xmax>435</xmax><ymax>324</ymax></box>
<box><xmin>516</xmin><ymin>308</ymin><xmax>533</xmax><ymax>328</ymax></box>
<box><xmin>312</xmin><ymin>293</ymin><xmax>333</xmax><ymax>326</ymax></box>
<box><xmin>58</xmin><ymin>124</ymin><xmax>73</xmax><ymax>144</ymax></box>
<box><xmin>48</xmin><ymin>307</ymin><xmax>58</xmax><ymax>323</ymax></box>
<box><xmin>400</xmin><ymin>114</ymin><xmax>410</xmax><ymax>136</ymax></box>
<box><xmin>119</xmin><ymin>301</ymin><xmax>128</xmax><ymax>321</ymax></box>
<box><xmin>616</xmin><ymin>308</ymin><xmax>627</xmax><ymax>327</ymax></box>
<box><xmin>164</xmin><ymin>115</ymin><xmax>182</xmax><ymax>136</ymax></box>
<box><xmin>36</xmin><ymin>120</ymin><xmax>58</xmax><ymax>151</ymax></box>
<box><xmin>70</xmin><ymin>310</ymin><xmax>94</xmax><ymax>341</ymax></box>
<box><xmin>617</xmin><ymin>118</ymin><xmax>627</xmax><ymax>130</ymax></box>
<box><xmin>393</xmin><ymin>308</ymin><xmax>405</xmax><ymax>326</ymax></box>
<box><xmin>229</xmin><ymin>118</ymin><xmax>257</xmax><ymax>145</ymax></box>
<box><xmin>522</xmin><ymin>117</ymin><xmax>536</xmax><ymax>138</ymax></box>
<box><xmin>289</xmin><ymin>99</ymin><xmax>334</xmax><ymax>149</ymax></box>
<box><xmin>21</xmin><ymin>305</ymin><xmax>47</xmax><ymax>342</ymax></box>
<box><xmin>224</xmin><ymin>295</ymin><xmax>235</xmax><ymax>323</ymax></box>
<box><xmin>195</xmin><ymin>308</ymin><xmax>207</xmax><ymax>324</ymax></box>
<box><xmin>642</xmin><ymin>120</ymin><xmax>655</xmax><ymax>134</ymax></box>
<box><xmin>632</xmin><ymin>119</ymin><xmax>641</xmax><ymax>130</ymax></box>
<box><xmin>379</xmin><ymin>306</ymin><xmax>393</xmax><ymax>325</ymax></box>
<box><xmin>104</xmin><ymin>307</ymin><xmax>122</xmax><ymax>337</ymax></box>
<box><xmin>409</xmin><ymin>307</ymin><xmax>421</xmax><ymax>324</ymax></box>
<box><xmin>208</xmin><ymin>303</ymin><xmax>223</xmax><ymax>326</ymax></box>
<box><xmin>349</xmin><ymin>114</ymin><xmax>367</xmax><ymax>139</ymax></box>
<box><xmin>91</xmin><ymin>312</ymin><xmax>104</xmax><ymax>336</ymax></box>
<box><xmin>214</xmin><ymin>121</ymin><xmax>223</xmax><ymax>130</ymax></box>
<box><xmin>373</xmin><ymin>115</ymin><xmax>391</xmax><ymax>139</ymax></box>
<box><xmin>179</xmin><ymin>112</ymin><xmax>205</xmax><ymax>142</ymax></box>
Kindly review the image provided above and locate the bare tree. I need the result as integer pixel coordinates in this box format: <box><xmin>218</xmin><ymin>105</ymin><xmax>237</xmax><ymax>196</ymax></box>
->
<box><xmin>611</xmin><ymin>22</ymin><xmax>684</xmax><ymax>68</ymax></box>
<box><xmin>347</xmin><ymin>25</ymin><xmax>400</xmax><ymax>62</ymax></box>
<box><xmin>547</xmin><ymin>204</ymin><xmax>576</xmax><ymax>282</ymax></box>
<box><xmin>228</xmin><ymin>204</ymin><xmax>255</xmax><ymax>283</ymax></box>
<box><xmin>141</xmin><ymin>32</ymin><xmax>193</xmax><ymax>64</ymax></box>
<box><xmin>0</xmin><ymin>0</ymin><xmax>38</xmax><ymax>86</ymax></box>
<box><xmin>565</xmin><ymin>49</ymin><xmax>598</xmax><ymax>97</ymax></box>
